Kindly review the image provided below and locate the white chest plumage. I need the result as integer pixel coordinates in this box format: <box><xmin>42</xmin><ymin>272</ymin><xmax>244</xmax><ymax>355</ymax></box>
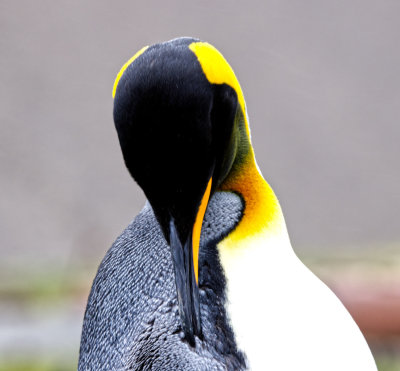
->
<box><xmin>218</xmin><ymin>230</ymin><xmax>377</xmax><ymax>371</ymax></box>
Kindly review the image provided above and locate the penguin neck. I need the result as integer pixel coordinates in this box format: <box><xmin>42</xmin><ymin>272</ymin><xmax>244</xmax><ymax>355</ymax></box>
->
<box><xmin>218</xmin><ymin>147</ymin><xmax>290</xmax><ymax>248</ymax></box>
<box><xmin>216</xmin><ymin>147</ymin><xmax>294</xmax><ymax>368</ymax></box>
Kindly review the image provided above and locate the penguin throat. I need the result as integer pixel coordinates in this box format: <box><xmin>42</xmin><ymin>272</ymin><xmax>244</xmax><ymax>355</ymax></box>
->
<box><xmin>218</xmin><ymin>149</ymin><xmax>288</xmax><ymax>246</ymax></box>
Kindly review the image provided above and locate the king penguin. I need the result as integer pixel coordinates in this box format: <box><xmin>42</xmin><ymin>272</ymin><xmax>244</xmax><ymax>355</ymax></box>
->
<box><xmin>78</xmin><ymin>37</ymin><xmax>377</xmax><ymax>370</ymax></box>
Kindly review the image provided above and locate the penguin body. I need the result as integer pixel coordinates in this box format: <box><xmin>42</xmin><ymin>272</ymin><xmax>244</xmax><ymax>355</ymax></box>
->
<box><xmin>78</xmin><ymin>37</ymin><xmax>377</xmax><ymax>370</ymax></box>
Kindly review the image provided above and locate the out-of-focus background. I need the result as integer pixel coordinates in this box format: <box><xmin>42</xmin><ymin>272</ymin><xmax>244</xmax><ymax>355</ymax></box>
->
<box><xmin>1</xmin><ymin>0</ymin><xmax>399</xmax><ymax>369</ymax></box>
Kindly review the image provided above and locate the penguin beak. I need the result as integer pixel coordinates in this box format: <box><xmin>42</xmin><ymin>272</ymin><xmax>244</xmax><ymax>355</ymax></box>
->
<box><xmin>168</xmin><ymin>177</ymin><xmax>212</xmax><ymax>346</ymax></box>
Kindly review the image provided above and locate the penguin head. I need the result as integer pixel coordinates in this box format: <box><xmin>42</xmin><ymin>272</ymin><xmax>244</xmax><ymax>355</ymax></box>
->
<box><xmin>113</xmin><ymin>37</ymin><xmax>247</xmax><ymax>345</ymax></box>
<box><xmin>114</xmin><ymin>38</ymin><xmax>239</xmax><ymax>241</ymax></box>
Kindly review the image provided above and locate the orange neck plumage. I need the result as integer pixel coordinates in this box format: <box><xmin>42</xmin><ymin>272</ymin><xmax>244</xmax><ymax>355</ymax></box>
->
<box><xmin>190</xmin><ymin>41</ymin><xmax>287</xmax><ymax>245</ymax></box>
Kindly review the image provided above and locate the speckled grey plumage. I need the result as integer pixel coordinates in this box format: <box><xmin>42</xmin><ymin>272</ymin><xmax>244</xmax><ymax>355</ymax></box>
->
<box><xmin>78</xmin><ymin>191</ymin><xmax>246</xmax><ymax>371</ymax></box>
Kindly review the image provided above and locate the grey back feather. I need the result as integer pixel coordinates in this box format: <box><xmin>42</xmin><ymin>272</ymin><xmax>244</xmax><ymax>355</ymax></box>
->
<box><xmin>78</xmin><ymin>191</ymin><xmax>246</xmax><ymax>370</ymax></box>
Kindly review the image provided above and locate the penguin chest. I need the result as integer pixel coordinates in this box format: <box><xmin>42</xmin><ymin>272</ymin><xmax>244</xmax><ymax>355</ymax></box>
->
<box><xmin>218</xmin><ymin>233</ymin><xmax>376</xmax><ymax>371</ymax></box>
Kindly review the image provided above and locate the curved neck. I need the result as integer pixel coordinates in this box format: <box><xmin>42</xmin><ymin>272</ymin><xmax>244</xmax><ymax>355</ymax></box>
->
<box><xmin>217</xmin><ymin>108</ymin><xmax>289</xmax><ymax>247</ymax></box>
<box><xmin>220</xmin><ymin>152</ymin><xmax>288</xmax><ymax>245</ymax></box>
<box><xmin>216</xmin><ymin>128</ymin><xmax>293</xmax><ymax>369</ymax></box>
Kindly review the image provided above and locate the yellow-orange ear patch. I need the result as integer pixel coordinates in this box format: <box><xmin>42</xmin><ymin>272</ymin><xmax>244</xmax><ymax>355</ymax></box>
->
<box><xmin>112</xmin><ymin>46</ymin><xmax>149</xmax><ymax>99</ymax></box>
<box><xmin>189</xmin><ymin>42</ymin><xmax>250</xmax><ymax>138</ymax></box>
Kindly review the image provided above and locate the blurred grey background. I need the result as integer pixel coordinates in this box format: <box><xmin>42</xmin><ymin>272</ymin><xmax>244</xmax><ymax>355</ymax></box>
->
<box><xmin>1</xmin><ymin>0</ymin><xmax>399</xmax><ymax>369</ymax></box>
